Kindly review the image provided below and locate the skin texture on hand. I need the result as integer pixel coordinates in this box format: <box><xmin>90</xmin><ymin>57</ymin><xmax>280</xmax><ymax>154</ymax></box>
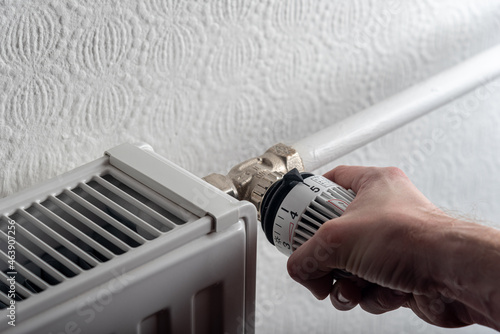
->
<box><xmin>287</xmin><ymin>166</ymin><xmax>500</xmax><ymax>331</ymax></box>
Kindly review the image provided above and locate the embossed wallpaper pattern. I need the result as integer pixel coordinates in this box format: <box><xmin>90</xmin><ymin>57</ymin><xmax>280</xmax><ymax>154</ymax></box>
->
<box><xmin>1</xmin><ymin>1</ymin><xmax>500</xmax><ymax>333</ymax></box>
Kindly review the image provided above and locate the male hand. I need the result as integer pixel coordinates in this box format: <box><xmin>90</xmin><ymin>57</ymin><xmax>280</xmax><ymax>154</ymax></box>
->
<box><xmin>287</xmin><ymin>166</ymin><xmax>500</xmax><ymax>330</ymax></box>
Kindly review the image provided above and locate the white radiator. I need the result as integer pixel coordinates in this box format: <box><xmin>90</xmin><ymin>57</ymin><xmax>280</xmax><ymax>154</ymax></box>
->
<box><xmin>0</xmin><ymin>143</ymin><xmax>257</xmax><ymax>334</ymax></box>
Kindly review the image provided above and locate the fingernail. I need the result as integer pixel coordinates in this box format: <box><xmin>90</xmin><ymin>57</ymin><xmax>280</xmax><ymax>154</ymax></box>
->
<box><xmin>337</xmin><ymin>291</ymin><xmax>350</xmax><ymax>304</ymax></box>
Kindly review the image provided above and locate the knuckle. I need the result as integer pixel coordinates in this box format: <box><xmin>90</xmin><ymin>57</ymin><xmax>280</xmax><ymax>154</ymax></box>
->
<box><xmin>316</xmin><ymin>220</ymin><xmax>340</xmax><ymax>245</ymax></box>
<box><xmin>377</xmin><ymin>294</ymin><xmax>393</xmax><ymax>310</ymax></box>
<box><xmin>360</xmin><ymin>301</ymin><xmax>386</xmax><ymax>315</ymax></box>
<box><xmin>384</xmin><ymin>166</ymin><xmax>408</xmax><ymax>179</ymax></box>
<box><xmin>333</xmin><ymin>164</ymin><xmax>349</xmax><ymax>172</ymax></box>
<box><xmin>316</xmin><ymin>219</ymin><xmax>334</xmax><ymax>235</ymax></box>
<box><xmin>355</xmin><ymin>167</ymin><xmax>383</xmax><ymax>188</ymax></box>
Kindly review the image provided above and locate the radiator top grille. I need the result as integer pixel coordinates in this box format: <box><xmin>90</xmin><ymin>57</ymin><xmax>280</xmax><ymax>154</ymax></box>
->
<box><xmin>0</xmin><ymin>169</ymin><xmax>191</xmax><ymax>309</ymax></box>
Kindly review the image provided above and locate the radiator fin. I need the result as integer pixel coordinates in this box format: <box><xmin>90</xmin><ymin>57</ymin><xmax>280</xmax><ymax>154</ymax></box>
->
<box><xmin>0</xmin><ymin>170</ymin><xmax>190</xmax><ymax>309</ymax></box>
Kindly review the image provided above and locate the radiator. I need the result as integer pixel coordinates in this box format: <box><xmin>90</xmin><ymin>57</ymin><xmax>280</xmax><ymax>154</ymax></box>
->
<box><xmin>0</xmin><ymin>143</ymin><xmax>257</xmax><ymax>334</ymax></box>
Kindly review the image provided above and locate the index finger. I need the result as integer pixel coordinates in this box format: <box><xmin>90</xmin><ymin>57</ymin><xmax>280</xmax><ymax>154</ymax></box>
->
<box><xmin>323</xmin><ymin>165</ymin><xmax>374</xmax><ymax>193</ymax></box>
<box><xmin>287</xmin><ymin>216</ymin><xmax>355</xmax><ymax>299</ymax></box>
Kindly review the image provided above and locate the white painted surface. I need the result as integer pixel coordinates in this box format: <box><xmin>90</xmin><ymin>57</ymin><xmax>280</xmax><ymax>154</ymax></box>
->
<box><xmin>293</xmin><ymin>45</ymin><xmax>500</xmax><ymax>171</ymax></box>
<box><xmin>0</xmin><ymin>1</ymin><xmax>499</xmax><ymax>333</ymax></box>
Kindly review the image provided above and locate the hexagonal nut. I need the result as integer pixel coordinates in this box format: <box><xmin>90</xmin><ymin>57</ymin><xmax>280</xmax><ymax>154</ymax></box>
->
<box><xmin>266</xmin><ymin>143</ymin><xmax>304</xmax><ymax>172</ymax></box>
<box><xmin>202</xmin><ymin>173</ymin><xmax>238</xmax><ymax>198</ymax></box>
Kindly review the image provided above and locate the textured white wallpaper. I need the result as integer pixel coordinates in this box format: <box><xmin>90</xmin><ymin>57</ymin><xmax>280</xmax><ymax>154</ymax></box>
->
<box><xmin>1</xmin><ymin>0</ymin><xmax>500</xmax><ymax>333</ymax></box>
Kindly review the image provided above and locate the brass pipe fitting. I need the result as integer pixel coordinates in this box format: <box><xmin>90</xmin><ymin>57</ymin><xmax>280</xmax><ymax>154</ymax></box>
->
<box><xmin>203</xmin><ymin>143</ymin><xmax>304</xmax><ymax>217</ymax></box>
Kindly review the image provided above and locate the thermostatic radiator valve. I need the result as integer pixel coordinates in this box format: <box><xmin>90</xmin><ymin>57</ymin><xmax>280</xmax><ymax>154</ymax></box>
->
<box><xmin>203</xmin><ymin>143</ymin><xmax>304</xmax><ymax>216</ymax></box>
<box><xmin>204</xmin><ymin>146</ymin><xmax>355</xmax><ymax>277</ymax></box>
<box><xmin>260</xmin><ymin>169</ymin><xmax>356</xmax><ymax>256</ymax></box>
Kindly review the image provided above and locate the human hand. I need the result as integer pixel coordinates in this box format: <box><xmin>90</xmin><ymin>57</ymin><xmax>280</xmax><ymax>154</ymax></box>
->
<box><xmin>287</xmin><ymin>166</ymin><xmax>500</xmax><ymax>330</ymax></box>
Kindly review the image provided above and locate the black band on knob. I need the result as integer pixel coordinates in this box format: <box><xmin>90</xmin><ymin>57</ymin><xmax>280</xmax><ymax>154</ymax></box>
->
<box><xmin>260</xmin><ymin>168</ymin><xmax>314</xmax><ymax>245</ymax></box>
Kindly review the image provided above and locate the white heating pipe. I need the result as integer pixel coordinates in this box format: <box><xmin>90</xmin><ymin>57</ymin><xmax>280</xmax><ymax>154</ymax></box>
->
<box><xmin>292</xmin><ymin>44</ymin><xmax>500</xmax><ymax>171</ymax></box>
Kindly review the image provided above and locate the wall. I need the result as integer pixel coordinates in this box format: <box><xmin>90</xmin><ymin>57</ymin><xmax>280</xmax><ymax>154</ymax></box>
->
<box><xmin>1</xmin><ymin>0</ymin><xmax>499</xmax><ymax>333</ymax></box>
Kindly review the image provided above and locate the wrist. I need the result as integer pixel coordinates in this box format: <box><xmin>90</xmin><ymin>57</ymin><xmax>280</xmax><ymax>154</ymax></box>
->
<box><xmin>435</xmin><ymin>216</ymin><xmax>500</xmax><ymax>328</ymax></box>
